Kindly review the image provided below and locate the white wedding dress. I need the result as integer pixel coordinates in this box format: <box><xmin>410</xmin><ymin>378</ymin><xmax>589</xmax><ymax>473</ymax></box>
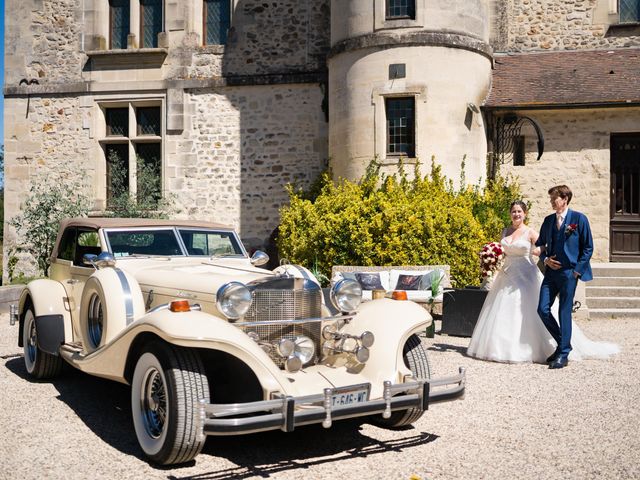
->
<box><xmin>467</xmin><ymin>232</ymin><xmax>620</xmax><ymax>363</ymax></box>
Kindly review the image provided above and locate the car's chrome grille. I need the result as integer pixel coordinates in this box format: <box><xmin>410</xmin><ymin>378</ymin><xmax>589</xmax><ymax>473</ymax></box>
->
<box><xmin>241</xmin><ymin>288</ymin><xmax>322</xmax><ymax>368</ymax></box>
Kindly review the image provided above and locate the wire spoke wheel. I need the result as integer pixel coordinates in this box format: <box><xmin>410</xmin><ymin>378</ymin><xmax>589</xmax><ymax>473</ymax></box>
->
<box><xmin>87</xmin><ymin>293</ymin><xmax>104</xmax><ymax>348</ymax></box>
<box><xmin>141</xmin><ymin>367</ymin><xmax>167</xmax><ymax>438</ymax></box>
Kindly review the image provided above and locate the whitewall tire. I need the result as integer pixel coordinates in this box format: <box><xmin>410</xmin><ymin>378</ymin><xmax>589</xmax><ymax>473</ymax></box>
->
<box><xmin>131</xmin><ymin>343</ymin><xmax>210</xmax><ymax>465</ymax></box>
<box><xmin>22</xmin><ymin>306</ymin><xmax>63</xmax><ymax>379</ymax></box>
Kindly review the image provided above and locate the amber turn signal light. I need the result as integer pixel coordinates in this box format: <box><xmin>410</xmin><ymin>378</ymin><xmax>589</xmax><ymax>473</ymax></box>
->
<box><xmin>391</xmin><ymin>290</ymin><xmax>408</xmax><ymax>301</ymax></box>
<box><xmin>170</xmin><ymin>300</ymin><xmax>191</xmax><ymax>312</ymax></box>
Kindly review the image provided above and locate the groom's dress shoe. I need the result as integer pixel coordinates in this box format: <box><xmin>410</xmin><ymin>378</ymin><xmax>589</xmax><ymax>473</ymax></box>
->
<box><xmin>546</xmin><ymin>352</ymin><xmax>559</xmax><ymax>363</ymax></box>
<box><xmin>549</xmin><ymin>357</ymin><xmax>568</xmax><ymax>369</ymax></box>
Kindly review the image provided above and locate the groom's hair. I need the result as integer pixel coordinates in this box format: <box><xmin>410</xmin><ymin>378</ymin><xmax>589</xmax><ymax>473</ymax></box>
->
<box><xmin>548</xmin><ymin>185</ymin><xmax>573</xmax><ymax>204</ymax></box>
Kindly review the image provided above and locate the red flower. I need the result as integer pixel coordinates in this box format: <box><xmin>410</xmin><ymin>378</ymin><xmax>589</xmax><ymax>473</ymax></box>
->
<box><xmin>565</xmin><ymin>223</ymin><xmax>578</xmax><ymax>236</ymax></box>
<box><xmin>479</xmin><ymin>241</ymin><xmax>505</xmax><ymax>278</ymax></box>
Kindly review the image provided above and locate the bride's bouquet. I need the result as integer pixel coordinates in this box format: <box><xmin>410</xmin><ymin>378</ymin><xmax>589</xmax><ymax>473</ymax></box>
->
<box><xmin>479</xmin><ymin>241</ymin><xmax>505</xmax><ymax>290</ymax></box>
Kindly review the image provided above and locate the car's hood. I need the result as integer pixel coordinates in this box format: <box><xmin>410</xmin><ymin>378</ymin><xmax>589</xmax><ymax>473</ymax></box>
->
<box><xmin>115</xmin><ymin>257</ymin><xmax>274</xmax><ymax>294</ymax></box>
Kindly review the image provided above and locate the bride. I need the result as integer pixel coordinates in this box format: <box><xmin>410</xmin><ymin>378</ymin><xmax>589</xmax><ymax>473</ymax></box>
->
<box><xmin>467</xmin><ymin>200</ymin><xmax>619</xmax><ymax>363</ymax></box>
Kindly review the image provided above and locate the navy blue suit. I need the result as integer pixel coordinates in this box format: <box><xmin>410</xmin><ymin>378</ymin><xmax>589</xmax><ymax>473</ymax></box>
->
<box><xmin>535</xmin><ymin>209</ymin><xmax>593</xmax><ymax>360</ymax></box>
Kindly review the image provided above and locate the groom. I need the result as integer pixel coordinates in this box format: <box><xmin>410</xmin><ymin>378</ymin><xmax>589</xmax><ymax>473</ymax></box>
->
<box><xmin>536</xmin><ymin>185</ymin><xmax>593</xmax><ymax>369</ymax></box>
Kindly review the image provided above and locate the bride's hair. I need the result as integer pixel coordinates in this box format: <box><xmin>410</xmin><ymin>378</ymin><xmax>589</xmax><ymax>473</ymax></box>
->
<box><xmin>510</xmin><ymin>200</ymin><xmax>528</xmax><ymax>213</ymax></box>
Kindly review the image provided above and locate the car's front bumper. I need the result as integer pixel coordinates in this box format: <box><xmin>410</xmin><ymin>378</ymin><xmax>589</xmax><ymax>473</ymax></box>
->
<box><xmin>196</xmin><ymin>367</ymin><xmax>465</xmax><ymax>437</ymax></box>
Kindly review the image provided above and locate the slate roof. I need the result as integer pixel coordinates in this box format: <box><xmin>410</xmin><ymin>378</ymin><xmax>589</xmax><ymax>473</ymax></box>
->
<box><xmin>485</xmin><ymin>48</ymin><xmax>640</xmax><ymax>109</ymax></box>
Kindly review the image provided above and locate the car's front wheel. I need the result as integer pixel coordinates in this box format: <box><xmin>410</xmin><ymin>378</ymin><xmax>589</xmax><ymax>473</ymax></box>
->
<box><xmin>372</xmin><ymin>334</ymin><xmax>431</xmax><ymax>428</ymax></box>
<box><xmin>22</xmin><ymin>306</ymin><xmax>64</xmax><ymax>379</ymax></box>
<box><xmin>131</xmin><ymin>343</ymin><xmax>210</xmax><ymax>465</ymax></box>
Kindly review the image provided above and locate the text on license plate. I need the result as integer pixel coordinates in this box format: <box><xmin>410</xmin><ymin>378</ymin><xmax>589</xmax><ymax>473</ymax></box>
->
<box><xmin>332</xmin><ymin>389</ymin><xmax>368</xmax><ymax>406</ymax></box>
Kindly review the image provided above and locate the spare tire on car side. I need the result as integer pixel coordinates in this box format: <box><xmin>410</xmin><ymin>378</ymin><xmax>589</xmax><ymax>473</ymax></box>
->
<box><xmin>79</xmin><ymin>268</ymin><xmax>145</xmax><ymax>353</ymax></box>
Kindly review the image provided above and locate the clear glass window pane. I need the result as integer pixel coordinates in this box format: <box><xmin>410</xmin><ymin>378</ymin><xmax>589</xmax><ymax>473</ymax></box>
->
<box><xmin>110</xmin><ymin>0</ymin><xmax>130</xmax><ymax>49</ymax></box>
<box><xmin>106</xmin><ymin>108</ymin><xmax>129</xmax><ymax>137</ymax></box>
<box><xmin>204</xmin><ymin>0</ymin><xmax>230</xmax><ymax>45</ymax></box>
<box><xmin>106</xmin><ymin>143</ymin><xmax>129</xmax><ymax>204</ymax></box>
<box><xmin>107</xmin><ymin>230</ymin><xmax>182</xmax><ymax>256</ymax></box>
<box><xmin>135</xmin><ymin>143</ymin><xmax>162</xmax><ymax>204</ymax></box>
<box><xmin>57</xmin><ymin>228</ymin><xmax>77</xmax><ymax>261</ymax></box>
<box><xmin>178</xmin><ymin>230</ymin><xmax>243</xmax><ymax>256</ymax></box>
<box><xmin>141</xmin><ymin>0</ymin><xmax>162</xmax><ymax>48</ymax></box>
<box><xmin>386</xmin><ymin>0</ymin><xmax>415</xmax><ymax>19</ymax></box>
<box><xmin>136</xmin><ymin>107</ymin><xmax>161</xmax><ymax>136</ymax></box>
<box><xmin>620</xmin><ymin>0</ymin><xmax>640</xmax><ymax>23</ymax></box>
<box><xmin>386</xmin><ymin>97</ymin><xmax>415</xmax><ymax>157</ymax></box>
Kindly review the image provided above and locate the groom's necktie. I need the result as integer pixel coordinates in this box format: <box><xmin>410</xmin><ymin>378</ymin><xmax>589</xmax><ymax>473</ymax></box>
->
<box><xmin>556</xmin><ymin>213</ymin><xmax>563</xmax><ymax>229</ymax></box>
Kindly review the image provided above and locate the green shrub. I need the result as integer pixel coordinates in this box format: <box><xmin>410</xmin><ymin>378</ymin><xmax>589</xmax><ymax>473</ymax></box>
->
<box><xmin>278</xmin><ymin>159</ymin><xmax>522</xmax><ymax>287</ymax></box>
<box><xmin>10</xmin><ymin>175</ymin><xmax>91</xmax><ymax>276</ymax></box>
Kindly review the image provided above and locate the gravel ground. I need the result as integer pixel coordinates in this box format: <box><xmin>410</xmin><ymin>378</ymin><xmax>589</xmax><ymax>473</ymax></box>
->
<box><xmin>1</xmin><ymin>313</ymin><xmax>638</xmax><ymax>480</ymax></box>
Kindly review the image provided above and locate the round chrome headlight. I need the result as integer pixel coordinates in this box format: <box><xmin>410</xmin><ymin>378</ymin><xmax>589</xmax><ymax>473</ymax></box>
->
<box><xmin>293</xmin><ymin>335</ymin><xmax>315</xmax><ymax>365</ymax></box>
<box><xmin>330</xmin><ymin>279</ymin><xmax>362</xmax><ymax>313</ymax></box>
<box><xmin>216</xmin><ymin>282</ymin><xmax>252</xmax><ymax>320</ymax></box>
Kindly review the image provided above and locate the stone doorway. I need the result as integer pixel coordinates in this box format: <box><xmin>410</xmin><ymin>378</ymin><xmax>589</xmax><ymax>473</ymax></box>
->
<box><xmin>610</xmin><ymin>133</ymin><xmax>640</xmax><ymax>262</ymax></box>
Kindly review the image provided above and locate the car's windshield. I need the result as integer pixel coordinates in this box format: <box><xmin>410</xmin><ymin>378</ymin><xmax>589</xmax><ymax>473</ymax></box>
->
<box><xmin>178</xmin><ymin>229</ymin><xmax>243</xmax><ymax>256</ymax></box>
<box><xmin>107</xmin><ymin>229</ymin><xmax>183</xmax><ymax>257</ymax></box>
<box><xmin>104</xmin><ymin>228</ymin><xmax>244</xmax><ymax>257</ymax></box>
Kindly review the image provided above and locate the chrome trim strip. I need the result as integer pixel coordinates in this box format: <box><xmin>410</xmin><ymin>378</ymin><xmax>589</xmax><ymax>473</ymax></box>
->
<box><xmin>114</xmin><ymin>268</ymin><xmax>134</xmax><ymax>325</ymax></box>
<box><xmin>234</xmin><ymin>314</ymin><xmax>354</xmax><ymax>328</ymax></box>
<box><xmin>9</xmin><ymin>304</ymin><xmax>19</xmax><ymax>326</ymax></box>
<box><xmin>196</xmin><ymin>368</ymin><xmax>466</xmax><ymax>436</ymax></box>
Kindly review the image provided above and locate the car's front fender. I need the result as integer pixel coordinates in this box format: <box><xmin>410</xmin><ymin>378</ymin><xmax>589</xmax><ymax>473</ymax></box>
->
<box><xmin>67</xmin><ymin>308</ymin><xmax>292</xmax><ymax>396</ymax></box>
<box><xmin>339</xmin><ymin>299</ymin><xmax>431</xmax><ymax>382</ymax></box>
<box><xmin>18</xmin><ymin>279</ymin><xmax>73</xmax><ymax>346</ymax></box>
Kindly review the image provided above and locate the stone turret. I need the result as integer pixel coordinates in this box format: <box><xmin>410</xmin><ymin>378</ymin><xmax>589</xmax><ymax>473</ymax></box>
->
<box><xmin>328</xmin><ymin>0</ymin><xmax>493</xmax><ymax>184</ymax></box>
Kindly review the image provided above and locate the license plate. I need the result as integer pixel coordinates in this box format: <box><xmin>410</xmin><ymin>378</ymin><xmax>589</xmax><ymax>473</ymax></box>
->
<box><xmin>331</xmin><ymin>385</ymin><xmax>370</xmax><ymax>407</ymax></box>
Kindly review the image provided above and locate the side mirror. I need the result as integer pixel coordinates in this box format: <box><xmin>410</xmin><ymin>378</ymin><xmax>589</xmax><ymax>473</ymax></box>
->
<box><xmin>250</xmin><ymin>250</ymin><xmax>269</xmax><ymax>267</ymax></box>
<box><xmin>84</xmin><ymin>252</ymin><xmax>117</xmax><ymax>269</ymax></box>
<box><xmin>83</xmin><ymin>253</ymin><xmax>98</xmax><ymax>266</ymax></box>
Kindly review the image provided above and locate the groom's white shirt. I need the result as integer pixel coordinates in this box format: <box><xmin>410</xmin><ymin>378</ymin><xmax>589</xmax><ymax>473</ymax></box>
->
<box><xmin>556</xmin><ymin>207</ymin><xmax>569</xmax><ymax>229</ymax></box>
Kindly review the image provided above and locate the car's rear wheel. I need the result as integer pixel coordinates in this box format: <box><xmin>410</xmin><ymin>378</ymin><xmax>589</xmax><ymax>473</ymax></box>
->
<box><xmin>22</xmin><ymin>306</ymin><xmax>63</xmax><ymax>379</ymax></box>
<box><xmin>131</xmin><ymin>342</ymin><xmax>210</xmax><ymax>465</ymax></box>
<box><xmin>372</xmin><ymin>334</ymin><xmax>431</xmax><ymax>428</ymax></box>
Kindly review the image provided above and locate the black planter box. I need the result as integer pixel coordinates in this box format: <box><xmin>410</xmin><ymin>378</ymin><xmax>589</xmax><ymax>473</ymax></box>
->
<box><xmin>441</xmin><ymin>287</ymin><xmax>489</xmax><ymax>337</ymax></box>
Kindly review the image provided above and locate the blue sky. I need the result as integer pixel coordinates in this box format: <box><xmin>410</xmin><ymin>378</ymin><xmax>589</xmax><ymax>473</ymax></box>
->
<box><xmin>1</xmin><ymin>0</ymin><xmax>5</xmax><ymax>149</ymax></box>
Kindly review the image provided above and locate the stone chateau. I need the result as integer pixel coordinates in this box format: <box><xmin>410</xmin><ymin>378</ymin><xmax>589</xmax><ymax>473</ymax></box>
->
<box><xmin>3</xmin><ymin>0</ymin><xmax>640</xmax><ymax>269</ymax></box>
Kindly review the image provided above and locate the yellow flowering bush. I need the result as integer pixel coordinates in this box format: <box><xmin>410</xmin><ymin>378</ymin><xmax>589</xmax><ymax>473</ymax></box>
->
<box><xmin>278</xmin><ymin>160</ymin><xmax>521</xmax><ymax>287</ymax></box>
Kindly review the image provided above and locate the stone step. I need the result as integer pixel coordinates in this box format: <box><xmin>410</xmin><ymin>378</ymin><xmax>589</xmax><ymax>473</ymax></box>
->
<box><xmin>586</xmin><ymin>286</ymin><xmax>640</xmax><ymax>297</ymax></box>
<box><xmin>589</xmin><ymin>308</ymin><xmax>640</xmax><ymax>320</ymax></box>
<box><xmin>589</xmin><ymin>276</ymin><xmax>640</xmax><ymax>287</ymax></box>
<box><xmin>586</xmin><ymin>297</ymin><xmax>640</xmax><ymax>309</ymax></box>
<box><xmin>592</xmin><ymin>265</ymin><xmax>640</xmax><ymax>278</ymax></box>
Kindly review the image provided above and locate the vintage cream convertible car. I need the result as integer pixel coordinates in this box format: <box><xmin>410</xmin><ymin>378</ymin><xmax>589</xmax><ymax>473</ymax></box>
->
<box><xmin>11</xmin><ymin>218</ymin><xmax>465</xmax><ymax>465</ymax></box>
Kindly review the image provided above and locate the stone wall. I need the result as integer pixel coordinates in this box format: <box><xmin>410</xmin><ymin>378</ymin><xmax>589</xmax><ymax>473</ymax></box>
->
<box><xmin>500</xmin><ymin>107</ymin><xmax>640</xmax><ymax>262</ymax></box>
<box><xmin>496</xmin><ymin>0</ymin><xmax>640</xmax><ymax>51</ymax></box>
<box><xmin>166</xmin><ymin>83</ymin><xmax>328</xmax><ymax>249</ymax></box>
<box><xmin>228</xmin><ymin>0</ymin><xmax>329</xmax><ymax>75</ymax></box>
<box><xmin>5</xmin><ymin>0</ymin><xmax>85</xmax><ymax>85</ymax></box>
<box><xmin>183</xmin><ymin>0</ymin><xmax>330</xmax><ymax>79</ymax></box>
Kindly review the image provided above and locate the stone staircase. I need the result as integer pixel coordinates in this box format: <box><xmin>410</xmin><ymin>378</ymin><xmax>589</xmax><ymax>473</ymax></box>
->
<box><xmin>586</xmin><ymin>263</ymin><xmax>640</xmax><ymax>319</ymax></box>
